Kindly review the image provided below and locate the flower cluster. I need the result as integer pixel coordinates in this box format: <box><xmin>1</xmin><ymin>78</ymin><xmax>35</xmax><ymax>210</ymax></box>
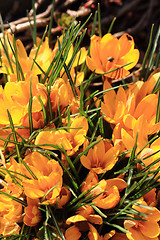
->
<box><xmin>0</xmin><ymin>18</ymin><xmax>160</xmax><ymax>240</ymax></box>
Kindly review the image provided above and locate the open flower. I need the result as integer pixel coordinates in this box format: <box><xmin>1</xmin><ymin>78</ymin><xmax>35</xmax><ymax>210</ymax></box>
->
<box><xmin>81</xmin><ymin>171</ymin><xmax>127</xmax><ymax>209</ymax></box>
<box><xmin>138</xmin><ymin>137</ymin><xmax>160</xmax><ymax>181</ymax></box>
<box><xmin>22</xmin><ymin>152</ymin><xmax>63</xmax><ymax>205</ymax></box>
<box><xmin>86</xmin><ymin>33</ymin><xmax>139</xmax><ymax>80</ymax></box>
<box><xmin>80</xmin><ymin>137</ymin><xmax>119</xmax><ymax>174</ymax></box>
<box><xmin>101</xmin><ymin>80</ymin><xmax>135</xmax><ymax>125</ymax></box>
<box><xmin>101</xmin><ymin>78</ymin><xmax>160</xmax><ymax>153</ymax></box>
<box><xmin>124</xmin><ymin>199</ymin><xmax>160</xmax><ymax>240</ymax></box>
<box><xmin>92</xmin><ymin>178</ymin><xmax>127</xmax><ymax>209</ymax></box>
<box><xmin>65</xmin><ymin>205</ymin><xmax>103</xmax><ymax>240</ymax></box>
<box><xmin>113</xmin><ymin>111</ymin><xmax>160</xmax><ymax>155</ymax></box>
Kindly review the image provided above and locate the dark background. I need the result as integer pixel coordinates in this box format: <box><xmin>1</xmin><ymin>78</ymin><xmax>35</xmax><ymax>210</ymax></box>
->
<box><xmin>0</xmin><ymin>0</ymin><xmax>160</xmax><ymax>57</ymax></box>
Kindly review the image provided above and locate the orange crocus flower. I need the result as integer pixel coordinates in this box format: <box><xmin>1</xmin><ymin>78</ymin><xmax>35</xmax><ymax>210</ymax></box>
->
<box><xmin>101</xmin><ymin>80</ymin><xmax>135</xmax><ymax>125</ymax></box>
<box><xmin>22</xmin><ymin>152</ymin><xmax>63</xmax><ymax>205</ymax></box>
<box><xmin>80</xmin><ymin>137</ymin><xmax>119</xmax><ymax>174</ymax></box>
<box><xmin>0</xmin><ymin>32</ymin><xmax>57</xmax><ymax>76</ymax></box>
<box><xmin>122</xmin><ymin>94</ymin><xmax>160</xmax><ymax>135</ymax></box>
<box><xmin>81</xmin><ymin>170</ymin><xmax>99</xmax><ymax>193</ymax></box>
<box><xmin>114</xmin><ymin>115</ymin><xmax>148</xmax><ymax>154</ymax></box>
<box><xmin>92</xmin><ymin>178</ymin><xmax>127</xmax><ymax>209</ymax></box>
<box><xmin>108</xmin><ymin>80</ymin><xmax>160</xmax><ymax>154</ymax></box>
<box><xmin>0</xmin><ymin>74</ymin><xmax>47</xmax><ymax>126</ymax></box>
<box><xmin>0</xmin><ymin>218</ymin><xmax>21</xmax><ymax>237</ymax></box>
<box><xmin>57</xmin><ymin>186</ymin><xmax>71</xmax><ymax>208</ymax></box>
<box><xmin>138</xmin><ymin>137</ymin><xmax>160</xmax><ymax>181</ymax></box>
<box><xmin>1</xmin><ymin>157</ymin><xmax>35</xmax><ymax>186</ymax></box>
<box><xmin>50</xmin><ymin>37</ymin><xmax>86</xmax><ymax>114</ymax></box>
<box><xmin>127</xmin><ymin>69</ymin><xmax>160</xmax><ymax>105</ymax></box>
<box><xmin>50</xmin><ymin>76</ymin><xmax>82</xmax><ymax>114</ymax></box>
<box><xmin>0</xmin><ymin>190</ymin><xmax>22</xmax><ymax>224</ymax></box>
<box><xmin>143</xmin><ymin>189</ymin><xmax>157</xmax><ymax>207</ymax></box>
<box><xmin>65</xmin><ymin>205</ymin><xmax>103</xmax><ymax>240</ymax></box>
<box><xmin>113</xmin><ymin>112</ymin><xmax>160</xmax><ymax>155</ymax></box>
<box><xmin>0</xmin><ymin>181</ymin><xmax>23</xmax><ymax>236</ymax></box>
<box><xmin>86</xmin><ymin>33</ymin><xmax>139</xmax><ymax>80</ymax></box>
<box><xmin>35</xmin><ymin>116</ymin><xmax>88</xmax><ymax>156</ymax></box>
<box><xmin>81</xmin><ymin>171</ymin><xmax>127</xmax><ymax>209</ymax></box>
<box><xmin>65</xmin><ymin>225</ymin><xmax>82</xmax><ymax>240</ymax></box>
<box><xmin>68</xmin><ymin>205</ymin><xmax>103</xmax><ymax>226</ymax></box>
<box><xmin>109</xmin><ymin>232</ymin><xmax>128</xmax><ymax>240</ymax></box>
<box><xmin>101</xmin><ymin>79</ymin><xmax>160</xmax><ymax>133</ymax></box>
<box><xmin>54</xmin><ymin>35</ymin><xmax>87</xmax><ymax>72</ymax></box>
<box><xmin>0</xmin><ymin>127</ymin><xmax>30</xmax><ymax>152</ymax></box>
<box><xmin>23</xmin><ymin>198</ymin><xmax>42</xmax><ymax>227</ymax></box>
<box><xmin>124</xmin><ymin>199</ymin><xmax>160</xmax><ymax>240</ymax></box>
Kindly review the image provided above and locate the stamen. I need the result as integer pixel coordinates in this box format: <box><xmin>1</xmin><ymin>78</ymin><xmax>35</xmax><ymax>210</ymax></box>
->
<box><xmin>108</xmin><ymin>56</ymin><xmax>114</xmax><ymax>62</ymax></box>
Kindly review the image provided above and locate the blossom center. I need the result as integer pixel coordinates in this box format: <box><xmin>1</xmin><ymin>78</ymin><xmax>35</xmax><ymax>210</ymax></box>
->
<box><xmin>107</xmin><ymin>56</ymin><xmax>114</xmax><ymax>62</ymax></box>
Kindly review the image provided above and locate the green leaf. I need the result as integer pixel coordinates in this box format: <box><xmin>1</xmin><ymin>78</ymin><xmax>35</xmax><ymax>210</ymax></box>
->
<box><xmin>31</xmin><ymin>26</ymin><xmax>48</xmax><ymax>71</ymax></box>
<box><xmin>0</xmin><ymin>191</ymin><xmax>27</xmax><ymax>206</ymax></box>
<box><xmin>104</xmin><ymin>221</ymin><xmax>129</xmax><ymax>234</ymax></box>
<box><xmin>98</xmin><ymin>3</ymin><xmax>102</xmax><ymax>37</ymax></box>
<box><xmin>38</xmin><ymin>95</ymin><xmax>47</xmax><ymax>126</ymax></box>
<box><xmin>91</xmin><ymin>10</ymin><xmax>98</xmax><ymax>36</ymax></box>
<box><xmin>30</xmin><ymin>0</ymin><xmax>37</xmax><ymax>45</ymax></box>
<box><xmin>47</xmin><ymin>0</ymin><xmax>55</xmax><ymax>43</ymax></box>
<box><xmin>140</xmin><ymin>24</ymin><xmax>154</xmax><ymax>80</ymax></box>
<box><xmin>28</xmin><ymin>79</ymin><xmax>33</xmax><ymax>134</ymax></box>
<box><xmin>7</xmin><ymin>109</ymin><xmax>20</xmax><ymax>160</ymax></box>
<box><xmin>145</xmin><ymin>25</ymin><xmax>160</xmax><ymax>79</ymax></box>
<box><xmin>47</xmin><ymin>206</ymin><xmax>65</xmax><ymax>240</ymax></box>
<box><xmin>108</xmin><ymin>17</ymin><xmax>116</xmax><ymax>33</ymax></box>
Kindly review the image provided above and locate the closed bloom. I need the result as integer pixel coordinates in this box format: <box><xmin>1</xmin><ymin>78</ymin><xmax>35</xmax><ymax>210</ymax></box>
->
<box><xmin>0</xmin><ymin>75</ymin><xmax>47</xmax><ymax>126</ymax></box>
<box><xmin>57</xmin><ymin>186</ymin><xmax>71</xmax><ymax>208</ymax></box>
<box><xmin>51</xmin><ymin>36</ymin><xmax>87</xmax><ymax>114</ymax></box>
<box><xmin>23</xmin><ymin>198</ymin><xmax>42</xmax><ymax>227</ymax></box>
<box><xmin>65</xmin><ymin>225</ymin><xmax>82</xmax><ymax>240</ymax></box>
<box><xmin>0</xmin><ymin>181</ymin><xmax>23</xmax><ymax>236</ymax></box>
<box><xmin>109</xmin><ymin>232</ymin><xmax>128</xmax><ymax>240</ymax></box>
<box><xmin>86</xmin><ymin>33</ymin><xmax>139</xmax><ymax>80</ymax></box>
<box><xmin>50</xmin><ymin>76</ymin><xmax>83</xmax><ymax>114</ymax></box>
<box><xmin>0</xmin><ymin>32</ymin><xmax>57</xmax><ymax>76</ymax></box>
<box><xmin>35</xmin><ymin>116</ymin><xmax>88</xmax><ymax>156</ymax></box>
